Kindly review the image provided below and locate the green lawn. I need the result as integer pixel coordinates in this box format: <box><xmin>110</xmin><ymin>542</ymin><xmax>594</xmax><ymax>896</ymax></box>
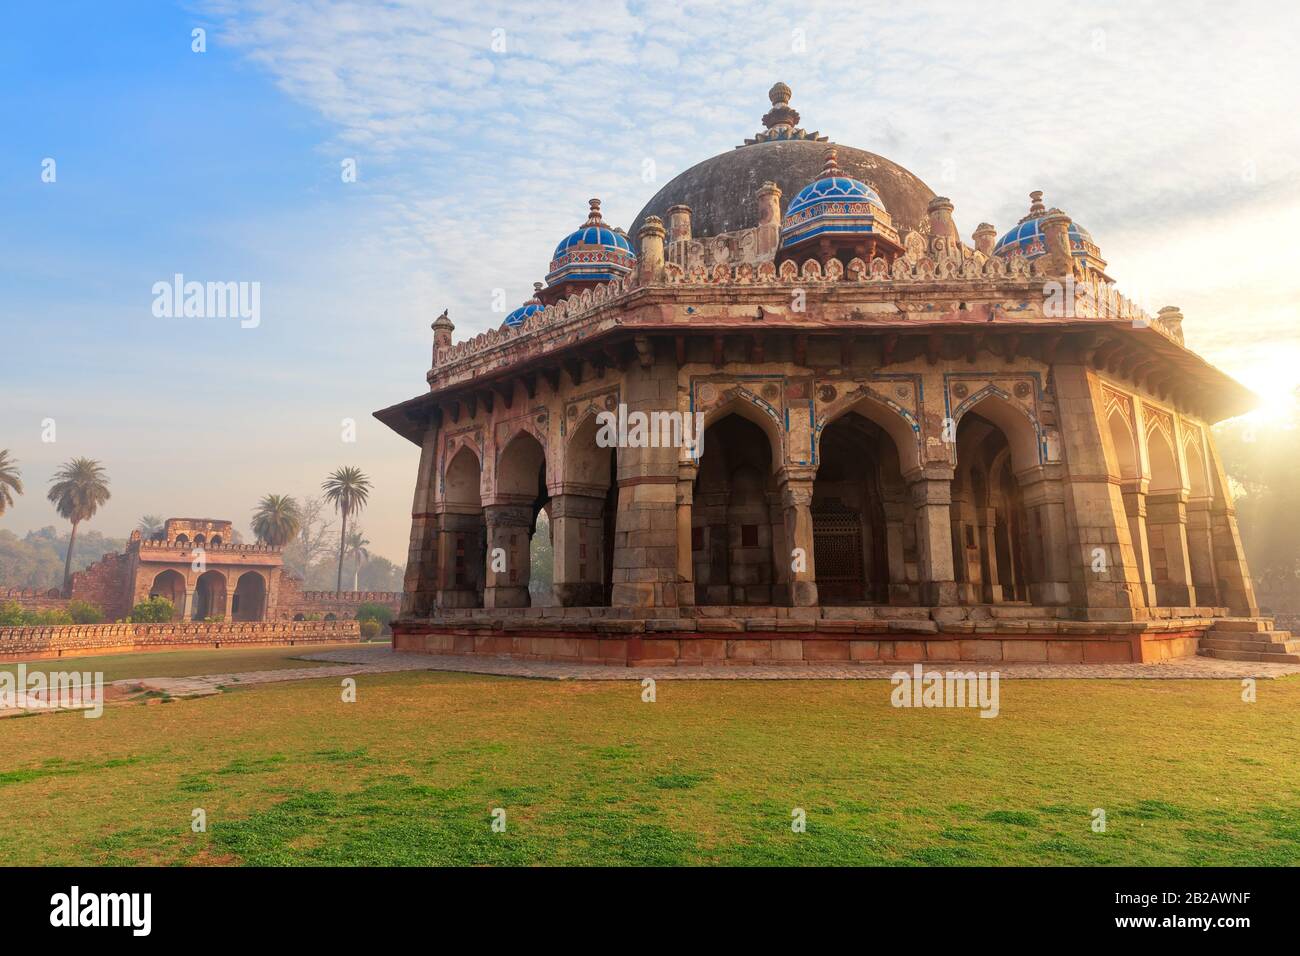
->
<box><xmin>0</xmin><ymin>667</ymin><xmax>1297</xmax><ymax>865</ymax></box>
<box><xmin>0</xmin><ymin>642</ymin><xmax>380</xmax><ymax>683</ymax></box>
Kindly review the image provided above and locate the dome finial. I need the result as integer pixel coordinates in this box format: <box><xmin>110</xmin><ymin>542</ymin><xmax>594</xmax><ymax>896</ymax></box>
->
<box><xmin>821</xmin><ymin>146</ymin><xmax>841</xmax><ymax>178</ymax></box>
<box><xmin>1028</xmin><ymin>190</ymin><xmax>1046</xmax><ymax>216</ymax></box>
<box><xmin>761</xmin><ymin>82</ymin><xmax>800</xmax><ymax>134</ymax></box>
<box><xmin>585</xmin><ymin>198</ymin><xmax>603</xmax><ymax>225</ymax></box>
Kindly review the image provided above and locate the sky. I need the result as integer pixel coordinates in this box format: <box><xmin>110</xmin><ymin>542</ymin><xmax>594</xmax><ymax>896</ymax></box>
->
<box><xmin>2</xmin><ymin>0</ymin><xmax>1299</xmax><ymax>562</ymax></box>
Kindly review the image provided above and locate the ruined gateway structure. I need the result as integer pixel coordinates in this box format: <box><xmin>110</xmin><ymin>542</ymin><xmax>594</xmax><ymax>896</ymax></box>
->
<box><xmin>60</xmin><ymin>518</ymin><xmax>399</xmax><ymax>623</ymax></box>
<box><xmin>375</xmin><ymin>84</ymin><xmax>1276</xmax><ymax>666</ymax></box>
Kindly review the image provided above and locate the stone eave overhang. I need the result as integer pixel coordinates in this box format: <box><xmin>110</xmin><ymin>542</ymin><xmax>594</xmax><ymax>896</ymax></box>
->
<box><xmin>374</xmin><ymin>281</ymin><xmax>1256</xmax><ymax>445</ymax></box>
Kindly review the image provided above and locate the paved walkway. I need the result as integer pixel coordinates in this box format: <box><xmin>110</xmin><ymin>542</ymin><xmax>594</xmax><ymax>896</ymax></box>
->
<box><xmin>301</xmin><ymin>646</ymin><xmax>1300</xmax><ymax>681</ymax></box>
<box><xmin>5</xmin><ymin>647</ymin><xmax>1295</xmax><ymax>715</ymax></box>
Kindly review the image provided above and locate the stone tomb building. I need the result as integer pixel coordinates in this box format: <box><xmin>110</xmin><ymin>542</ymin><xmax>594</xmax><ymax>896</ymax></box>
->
<box><xmin>66</xmin><ymin>517</ymin><xmax>400</xmax><ymax>623</ymax></box>
<box><xmin>376</xmin><ymin>85</ymin><xmax>1266</xmax><ymax>666</ymax></box>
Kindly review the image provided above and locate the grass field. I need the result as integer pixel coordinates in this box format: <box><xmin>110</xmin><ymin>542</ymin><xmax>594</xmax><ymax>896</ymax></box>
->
<box><xmin>0</xmin><ymin>652</ymin><xmax>1297</xmax><ymax>865</ymax></box>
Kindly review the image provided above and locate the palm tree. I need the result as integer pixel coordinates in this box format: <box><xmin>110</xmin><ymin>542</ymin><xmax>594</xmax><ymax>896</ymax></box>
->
<box><xmin>345</xmin><ymin>529</ymin><xmax>371</xmax><ymax>590</ymax></box>
<box><xmin>322</xmin><ymin>466</ymin><xmax>372</xmax><ymax>592</ymax></box>
<box><xmin>46</xmin><ymin>457</ymin><xmax>111</xmax><ymax>593</ymax></box>
<box><xmin>137</xmin><ymin>514</ymin><xmax>164</xmax><ymax>538</ymax></box>
<box><xmin>0</xmin><ymin>450</ymin><xmax>23</xmax><ymax>517</ymax></box>
<box><xmin>251</xmin><ymin>494</ymin><xmax>302</xmax><ymax>547</ymax></box>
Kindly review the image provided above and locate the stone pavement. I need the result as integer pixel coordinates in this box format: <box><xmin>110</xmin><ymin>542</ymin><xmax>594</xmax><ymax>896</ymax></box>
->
<box><xmin>302</xmin><ymin>646</ymin><xmax>1300</xmax><ymax>681</ymax></box>
<box><xmin>5</xmin><ymin>647</ymin><xmax>1295</xmax><ymax>716</ymax></box>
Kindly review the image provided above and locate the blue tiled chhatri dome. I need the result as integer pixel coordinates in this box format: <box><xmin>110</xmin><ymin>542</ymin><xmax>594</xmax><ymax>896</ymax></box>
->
<box><xmin>546</xmin><ymin>199</ymin><xmax>636</xmax><ymax>287</ymax></box>
<box><xmin>502</xmin><ymin>285</ymin><xmax>545</xmax><ymax>329</ymax></box>
<box><xmin>994</xmin><ymin>191</ymin><xmax>1102</xmax><ymax>265</ymax></box>
<box><xmin>780</xmin><ymin>147</ymin><xmax>899</xmax><ymax>250</ymax></box>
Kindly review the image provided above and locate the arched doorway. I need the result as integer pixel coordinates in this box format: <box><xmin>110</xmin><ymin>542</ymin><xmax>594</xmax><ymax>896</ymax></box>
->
<box><xmin>953</xmin><ymin>412</ymin><xmax>1034</xmax><ymax>603</ymax></box>
<box><xmin>232</xmin><ymin>571</ymin><xmax>266</xmax><ymax>622</ymax></box>
<box><xmin>487</xmin><ymin>431</ymin><xmax>549</xmax><ymax>608</ymax></box>
<box><xmin>554</xmin><ymin>413</ymin><xmax>619</xmax><ymax>606</ymax></box>
<box><xmin>148</xmin><ymin>569</ymin><xmax>186</xmax><ymax>620</ymax></box>
<box><xmin>192</xmin><ymin>569</ymin><xmax>228</xmax><ymax>621</ymax></box>
<box><xmin>1146</xmin><ymin>422</ymin><xmax>1194</xmax><ymax>606</ymax></box>
<box><xmin>693</xmin><ymin>413</ymin><xmax>778</xmax><ymax>605</ymax></box>
<box><xmin>812</xmin><ymin>412</ymin><xmax>906</xmax><ymax>603</ymax></box>
<box><xmin>440</xmin><ymin>445</ymin><xmax>486</xmax><ymax>608</ymax></box>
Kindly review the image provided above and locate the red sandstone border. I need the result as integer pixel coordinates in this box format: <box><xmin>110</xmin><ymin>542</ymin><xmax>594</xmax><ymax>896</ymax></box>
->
<box><xmin>0</xmin><ymin>620</ymin><xmax>362</xmax><ymax>662</ymax></box>
<box><xmin>392</xmin><ymin>622</ymin><xmax>1202</xmax><ymax>666</ymax></box>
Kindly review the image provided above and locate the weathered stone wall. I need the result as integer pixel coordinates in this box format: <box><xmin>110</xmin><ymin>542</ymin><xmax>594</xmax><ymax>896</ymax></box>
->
<box><xmin>273</xmin><ymin>570</ymin><xmax>401</xmax><ymax>620</ymax></box>
<box><xmin>0</xmin><ymin>619</ymin><xmax>361</xmax><ymax>661</ymax></box>
<box><xmin>1</xmin><ymin>588</ymin><xmax>69</xmax><ymax>612</ymax></box>
<box><xmin>68</xmin><ymin>551</ymin><xmax>134</xmax><ymax>619</ymax></box>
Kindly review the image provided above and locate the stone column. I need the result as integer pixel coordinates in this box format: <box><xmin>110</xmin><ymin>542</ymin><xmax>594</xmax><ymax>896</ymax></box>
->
<box><xmin>436</xmin><ymin>510</ymin><xmax>485</xmax><ymax>609</ymax></box>
<box><xmin>1119</xmin><ymin>478</ymin><xmax>1157</xmax><ymax>608</ymax></box>
<box><xmin>179</xmin><ymin>589</ymin><xmax>193</xmax><ymax>621</ymax></box>
<box><xmin>609</xmin><ymin>355</ymin><xmax>683</xmax><ymax>609</ymax></box>
<box><xmin>1018</xmin><ymin>469</ymin><xmax>1072</xmax><ymax>606</ymax></box>
<box><xmin>1147</xmin><ymin>490</ymin><xmax>1196</xmax><ymax>607</ymax></box>
<box><xmin>778</xmin><ymin>471</ymin><xmax>818</xmax><ymax>607</ymax></box>
<box><xmin>883</xmin><ymin>500</ymin><xmax>911</xmax><ymax>604</ymax></box>
<box><xmin>910</xmin><ymin>469</ymin><xmax>958</xmax><ymax>606</ymax></box>
<box><xmin>977</xmin><ymin>507</ymin><xmax>1002</xmax><ymax>603</ymax></box>
<box><xmin>1052</xmin><ymin>362</ymin><xmax>1147</xmax><ymax>615</ymax></box>
<box><xmin>550</xmin><ymin>492</ymin><xmax>607</xmax><ymax>606</ymax></box>
<box><xmin>482</xmin><ymin>504</ymin><xmax>533</xmax><ymax>608</ymax></box>
<box><xmin>675</xmin><ymin>464</ymin><xmax>697</xmax><ymax>607</ymax></box>
<box><xmin>1185</xmin><ymin>497</ymin><xmax>1218</xmax><ymax>606</ymax></box>
<box><xmin>403</xmin><ymin>426</ymin><xmax>441</xmax><ymax>617</ymax></box>
<box><xmin>1203</xmin><ymin>442</ymin><xmax>1257</xmax><ymax>615</ymax></box>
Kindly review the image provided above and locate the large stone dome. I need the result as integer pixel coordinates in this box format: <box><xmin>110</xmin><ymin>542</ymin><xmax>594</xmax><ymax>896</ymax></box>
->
<box><xmin>630</xmin><ymin>85</ymin><xmax>939</xmax><ymax>244</ymax></box>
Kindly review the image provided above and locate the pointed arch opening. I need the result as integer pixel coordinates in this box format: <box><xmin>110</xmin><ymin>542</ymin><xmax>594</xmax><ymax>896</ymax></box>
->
<box><xmin>693</xmin><ymin>413</ymin><xmax>779</xmax><ymax>605</ymax></box>
<box><xmin>231</xmin><ymin>571</ymin><xmax>266</xmax><ymax>622</ymax></box>
<box><xmin>441</xmin><ymin>444</ymin><xmax>486</xmax><ymax>608</ymax></box>
<box><xmin>953</xmin><ymin>412</ymin><xmax>1036</xmax><ymax>603</ymax></box>
<box><xmin>812</xmin><ymin>411</ymin><xmax>910</xmax><ymax>603</ymax></box>
<box><xmin>192</xmin><ymin>569</ymin><xmax>228</xmax><ymax>621</ymax></box>
<box><xmin>554</xmin><ymin>412</ymin><xmax>619</xmax><ymax>606</ymax></box>
<box><xmin>148</xmin><ymin>569</ymin><xmax>186</xmax><ymax>620</ymax></box>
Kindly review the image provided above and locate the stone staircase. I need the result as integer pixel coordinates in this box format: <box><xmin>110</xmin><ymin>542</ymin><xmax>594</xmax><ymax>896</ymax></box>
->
<box><xmin>1198</xmin><ymin>618</ymin><xmax>1300</xmax><ymax>663</ymax></box>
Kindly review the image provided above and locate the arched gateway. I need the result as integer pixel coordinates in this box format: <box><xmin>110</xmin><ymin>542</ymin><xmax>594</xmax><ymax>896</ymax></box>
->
<box><xmin>376</xmin><ymin>85</ymin><xmax>1262</xmax><ymax>666</ymax></box>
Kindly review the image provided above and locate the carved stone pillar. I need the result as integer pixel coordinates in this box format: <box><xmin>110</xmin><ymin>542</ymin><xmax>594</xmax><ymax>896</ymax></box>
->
<box><xmin>1018</xmin><ymin>468</ymin><xmax>1072</xmax><ymax>606</ymax></box>
<box><xmin>1119</xmin><ymin>478</ymin><xmax>1157</xmax><ymax>607</ymax></box>
<box><xmin>910</xmin><ymin>470</ymin><xmax>958</xmax><ymax>606</ymax></box>
<box><xmin>1147</xmin><ymin>490</ymin><xmax>1196</xmax><ymax>607</ymax></box>
<box><xmin>403</xmin><ymin>428</ymin><xmax>441</xmax><ymax>617</ymax></box>
<box><xmin>436</xmin><ymin>510</ymin><xmax>485</xmax><ymax>609</ymax></box>
<box><xmin>483</xmin><ymin>504</ymin><xmax>533</xmax><ymax>609</ymax></box>
<box><xmin>551</xmin><ymin>493</ymin><xmax>607</xmax><ymax>607</ymax></box>
<box><xmin>1185</xmin><ymin>497</ymin><xmax>1218</xmax><ymax>606</ymax></box>
<box><xmin>779</xmin><ymin>472</ymin><xmax>817</xmax><ymax>607</ymax></box>
<box><xmin>978</xmin><ymin>507</ymin><xmax>1002</xmax><ymax>603</ymax></box>
<box><xmin>1052</xmin><ymin>362</ymin><xmax>1147</xmax><ymax>615</ymax></box>
<box><xmin>675</xmin><ymin>466</ymin><xmax>697</xmax><ymax>607</ymax></box>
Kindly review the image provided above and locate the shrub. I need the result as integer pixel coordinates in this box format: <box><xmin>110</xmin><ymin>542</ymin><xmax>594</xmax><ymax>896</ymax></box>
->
<box><xmin>355</xmin><ymin>602</ymin><xmax>394</xmax><ymax>626</ymax></box>
<box><xmin>0</xmin><ymin>601</ymin><xmax>25</xmax><ymax>626</ymax></box>
<box><xmin>30</xmin><ymin>608</ymin><xmax>73</xmax><ymax>625</ymax></box>
<box><xmin>129</xmin><ymin>596</ymin><xmax>175</xmax><ymax>623</ymax></box>
<box><xmin>0</xmin><ymin>602</ymin><xmax>75</xmax><ymax>626</ymax></box>
<box><xmin>67</xmin><ymin>599</ymin><xmax>104</xmax><ymax>624</ymax></box>
<box><xmin>359</xmin><ymin>619</ymin><xmax>382</xmax><ymax>640</ymax></box>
